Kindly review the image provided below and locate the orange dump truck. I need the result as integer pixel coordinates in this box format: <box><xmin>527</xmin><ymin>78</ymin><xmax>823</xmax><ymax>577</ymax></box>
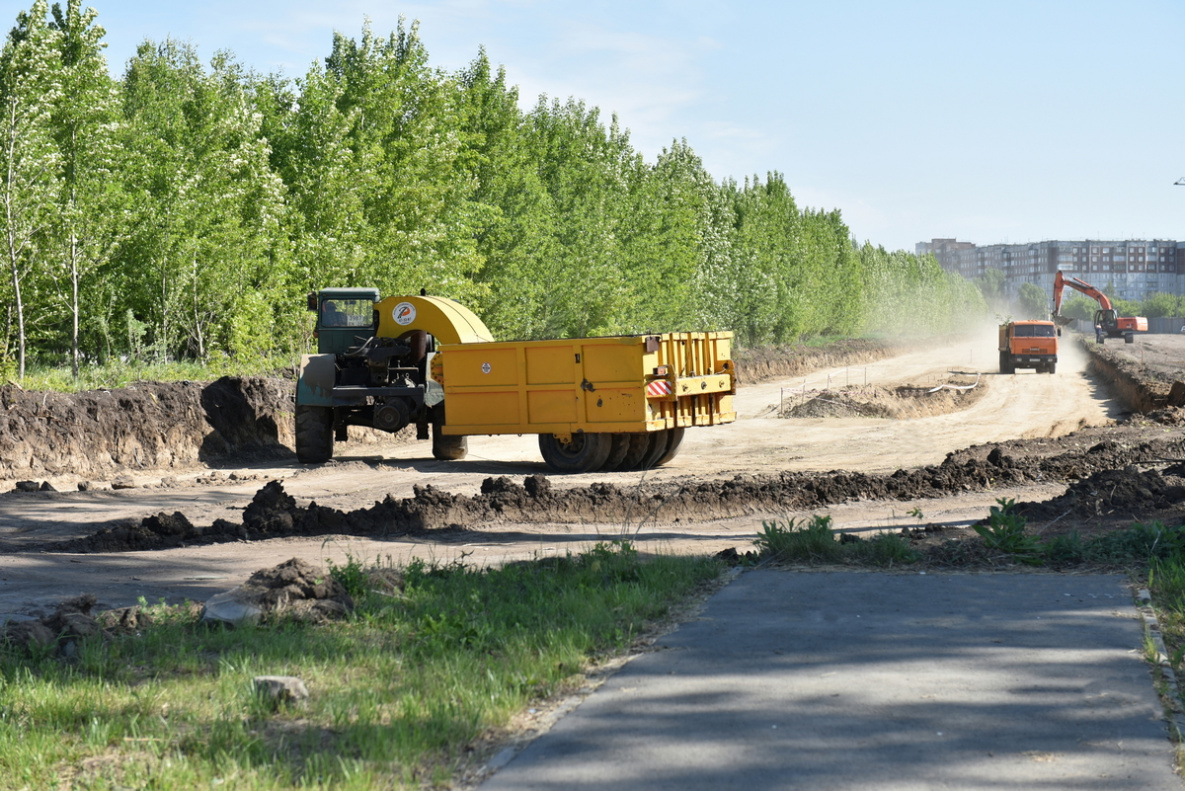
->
<box><xmin>998</xmin><ymin>320</ymin><xmax>1058</xmax><ymax>374</ymax></box>
<box><xmin>295</xmin><ymin>289</ymin><xmax>736</xmax><ymax>473</ymax></box>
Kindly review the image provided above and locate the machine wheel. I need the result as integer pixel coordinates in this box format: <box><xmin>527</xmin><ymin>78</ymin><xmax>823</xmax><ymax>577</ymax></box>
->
<box><xmin>602</xmin><ymin>433</ymin><xmax>632</xmax><ymax>471</ymax></box>
<box><xmin>654</xmin><ymin>427</ymin><xmax>686</xmax><ymax>466</ymax></box>
<box><xmin>638</xmin><ymin>431</ymin><xmax>671</xmax><ymax>470</ymax></box>
<box><xmin>999</xmin><ymin>353</ymin><xmax>1014</xmax><ymax>375</ymax></box>
<box><xmin>617</xmin><ymin>433</ymin><xmax>652</xmax><ymax>470</ymax></box>
<box><xmin>1047</xmin><ymin>362</ymin><xmax>1056</xmax><ymax>374</ymax></box>
<box><xmin>431</xmin><ymin>421</ymin><xmax>468</xmax><ymax>460</ymax></box>
<box><xmin>295</xmin><ymin>405</ymin><xmax>334</xmax><ymax>463</ymax></box>
<box><xmin>1124</xmin><ymin>333</ymin><xmax>1134</xmax><ymax>344</ymax></box>
<box><xmin>539</xmin><ymin>432</ymin><xmax>614</xmax><ymax>473</ymax></box>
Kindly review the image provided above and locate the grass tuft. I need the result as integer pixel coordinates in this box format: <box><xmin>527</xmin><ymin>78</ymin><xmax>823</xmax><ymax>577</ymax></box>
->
<box><xmin>0</xmin><ymin>544</ymin><xmax>722</xmax><ymax>789</ymax></box>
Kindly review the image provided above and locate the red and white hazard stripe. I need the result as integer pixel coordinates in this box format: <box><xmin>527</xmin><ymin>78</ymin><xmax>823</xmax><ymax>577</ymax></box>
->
<box><xmin>646</xmin><ymin>379</ymin><xmax>673</xmax><ymax>397</ymax></box>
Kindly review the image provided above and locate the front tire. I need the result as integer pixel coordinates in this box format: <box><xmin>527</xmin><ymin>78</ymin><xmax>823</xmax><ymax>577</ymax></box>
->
<box><xmin>432</xmin><ymin>421</ymin><xmax>468</xmax><ymax>460</ymax></box>
<box><xmin>295</xmin><ymin>405</ymin><xmax>334</xmax><ymax>463</ymax></box>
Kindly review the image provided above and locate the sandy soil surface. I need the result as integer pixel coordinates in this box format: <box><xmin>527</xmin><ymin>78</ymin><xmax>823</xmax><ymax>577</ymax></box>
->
<box><xmin>1</xmin><ymin>328</ymin><xmax>1181</xmax><ymax>622</ymax></box>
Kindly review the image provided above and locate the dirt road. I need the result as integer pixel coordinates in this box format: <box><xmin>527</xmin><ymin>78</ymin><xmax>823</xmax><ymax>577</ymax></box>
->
<box><xmin>0</xmin><ymin>329</ymin><xmax>1155</xmax><ymax>620</ymax></box>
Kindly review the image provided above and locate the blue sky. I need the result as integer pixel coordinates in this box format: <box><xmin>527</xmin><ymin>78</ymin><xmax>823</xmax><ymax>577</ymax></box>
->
<box><xmin>13</xmin><ymin>0</ymin><xmax>1185</xmax><ymax>252</ymax></box>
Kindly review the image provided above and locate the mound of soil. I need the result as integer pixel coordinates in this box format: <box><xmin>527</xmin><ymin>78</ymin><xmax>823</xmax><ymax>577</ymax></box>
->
<box><xmin>780</xmin><ymin>374</ymin><xmax>984</xmax><ymax>419</ymax></box>
<box><xmin>1013</xmin><ymin>465</ymin><xmax>1185</xmax><ymax>533</ymax></box>
<box><xmin>0</xmin><ymin>377</ymin><xmax>293</xmax><ymax>479</ymax></box>
<box><xmin>39</xmin><ymin>417</ymin><xmax>1185</xmax><ymax>554</ymax></box>
<box><xmin>205</xmin><ymin>558</ymin><xmax>356</xmax><ymax>624</ymax></box>
<box><xmin>0</xmin><ymin>559</ymin><xmax>359</xmax><ymax>656</ymax></box>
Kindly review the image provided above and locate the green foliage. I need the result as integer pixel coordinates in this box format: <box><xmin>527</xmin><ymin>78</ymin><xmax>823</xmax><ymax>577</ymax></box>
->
<box><xmin>972</xmin><ymin>498</ymin><xmax>1042</xmax><ymax>564</ymax></box>
<box><xmin>0</xmin><ymin>2</ymin><xmax>990</xmax><ymax>382</ymax></box>
<box><xmin>847</xmin><ymin>532</ymin><xmax>921</xmax><ymax>566</ymax></box>
<box><xmin>0</xmin><ymin>546</ymin><xmax>722</xmax><ymax>788</ymax></box>
<box><xmin>755</xmin><ymin>515</ymin><xmax>842</xmax><ymax>562</ymax></box>
<box><xmin>753</xmin><ymin>514</ymin><xmax>919</xmax><ymax>566</ymax></box>
<box><xmin>1059</xmin><ymin>294</ymin><xmax>1097</xmax><ymax>321</ymax></box>
<box><xmin>1138</xmin><ymin>292</ymin><xmax>1183</xmax><ymax>318</ymax></box>
<box><xmin>1016</xmin><ymin>282</ymin><xmax>1049</xmax><ymax>319</ymax></box>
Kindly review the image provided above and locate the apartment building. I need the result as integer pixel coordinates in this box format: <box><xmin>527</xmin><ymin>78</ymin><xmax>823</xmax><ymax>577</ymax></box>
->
<box><xmin>917</xmin><ymin>238</ymin><xmax>1185</xmax><ymax>301</ymax></box>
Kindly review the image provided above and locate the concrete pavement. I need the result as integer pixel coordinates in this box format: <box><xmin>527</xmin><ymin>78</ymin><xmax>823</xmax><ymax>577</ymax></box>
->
<box><xmin>480</xmin><ymin>570</ymin><xmax>1181</xmax><ymax>790</ymax></box>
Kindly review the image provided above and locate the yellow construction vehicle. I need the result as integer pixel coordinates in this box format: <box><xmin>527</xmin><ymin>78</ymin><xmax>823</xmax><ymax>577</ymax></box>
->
<box><xmin>296</xmin><ymin>289</ymin><xmax>736</xmax><ymax>473</ymax></box>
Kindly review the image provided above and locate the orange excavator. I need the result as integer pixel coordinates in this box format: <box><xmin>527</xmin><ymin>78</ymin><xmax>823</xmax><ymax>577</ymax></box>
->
<box><xmin>1052</xmin><ymin>271</ymin><xmax>1148</xmax><ymax>344</ymax></box>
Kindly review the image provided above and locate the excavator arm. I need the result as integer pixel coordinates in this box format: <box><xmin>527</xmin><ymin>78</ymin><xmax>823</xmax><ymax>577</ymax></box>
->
<box><xmin>1052</xmin><ymin>271</ymin><xmax>1113</xmax><ymax>326</ymax></box>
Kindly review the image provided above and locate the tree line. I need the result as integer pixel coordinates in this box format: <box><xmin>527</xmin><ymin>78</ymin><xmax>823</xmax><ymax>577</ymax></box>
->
<box><xmin>0</xmin><ymin>1</ymin><xmax>985</xmax><ymax>381</ymax></box>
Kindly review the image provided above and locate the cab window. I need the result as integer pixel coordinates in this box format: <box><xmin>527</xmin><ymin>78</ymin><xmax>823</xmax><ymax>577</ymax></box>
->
<box><xmin>321</xmin><ymin>299</ymin><xmax>373</xmax><ymax>328</ymax></box>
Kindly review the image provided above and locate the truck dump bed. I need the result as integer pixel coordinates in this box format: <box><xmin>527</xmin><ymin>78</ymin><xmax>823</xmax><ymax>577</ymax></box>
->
<box><xmin>435</xmin><ymin>332</ymin><xmax>736</xmax><ymax>437</ymax></box>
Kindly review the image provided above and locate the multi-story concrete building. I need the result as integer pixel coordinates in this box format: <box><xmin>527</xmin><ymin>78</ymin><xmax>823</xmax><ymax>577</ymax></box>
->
<box><xmin>917</xmin><ymin>238</ymin><xmax>1185</xmax><ymax>302</ymax></box>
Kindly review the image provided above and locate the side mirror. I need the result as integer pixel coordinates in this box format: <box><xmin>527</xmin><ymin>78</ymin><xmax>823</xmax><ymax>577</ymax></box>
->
<box><xmin>307</xmin><ymin>292</ymin><xmax>318</xmax><ymax>311</ymax></box>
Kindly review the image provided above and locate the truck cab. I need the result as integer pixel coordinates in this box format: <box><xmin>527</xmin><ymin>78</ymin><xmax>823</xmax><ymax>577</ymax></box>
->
<box><xmin>308</xmin><ymin>288</ymin><xmax>379</xmax><ymax>354</ymax></box>
<box><xmin>999</xmin><ymin>320</ymin><xmax>1058</xmax><ymax>374</ymax></box>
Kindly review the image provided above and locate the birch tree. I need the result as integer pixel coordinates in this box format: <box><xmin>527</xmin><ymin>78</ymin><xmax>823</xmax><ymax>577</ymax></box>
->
<box><xmin>0</xmin><ymin>0</ymin><xmax>61</xmax><ymax>378</ymax></box>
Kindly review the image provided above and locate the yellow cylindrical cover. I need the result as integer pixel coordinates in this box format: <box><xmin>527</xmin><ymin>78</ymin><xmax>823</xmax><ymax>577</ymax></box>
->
<box><xmin>375</xmin><ymin>296</ymin><xmax>494</xmax><ymax>345</ymax></box>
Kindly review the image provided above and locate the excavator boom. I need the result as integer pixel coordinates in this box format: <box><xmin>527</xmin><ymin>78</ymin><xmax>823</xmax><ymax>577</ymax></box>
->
<box><xmin>1052</xmin><ymin>271</ymin><xmax>1112</xmax><ymax>315</ymax></box>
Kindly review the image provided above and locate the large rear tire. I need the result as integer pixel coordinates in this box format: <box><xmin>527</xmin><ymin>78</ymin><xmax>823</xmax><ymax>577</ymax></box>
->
<box><xmin>639</xmin><ymin>431</ymin><xmax>671</xmax><ymax>470</ymax></box>
<box><xmin>602</xmin><ymin>433</ymin><xmax>632</xmax><ymax>471</ymax></box>
<box><xmin>295</xmin><ymin>405</ymin><xmax>334</xmax><ymax>463</ymax></box>
<box><xmin>538</xmin><ymin>433</ymin><xmax>614</xmax><ymax>473</ymax></box>
<box><xmin>1047</xmin><ymin>362</ymin><xmax>1056</xmax><ymax>374</ymax></box>
<box><xmin>655</xmin><ymin>427</ymin><xmax>686</xmax><ymax>466</ymax></box>
<box><xmin>432</xmin><ymin>421</ymin><xmax>468</xmax><ymax>460</ymax></box>
<box><xmin>999</xmin><ymin>352</ymin><xmax>1014</xmax><ymax>375</ymax></box>
<box><xmin>617</xmin><ymin>433</ymin><xmax>652</xmax><ymax>470</ymax></box>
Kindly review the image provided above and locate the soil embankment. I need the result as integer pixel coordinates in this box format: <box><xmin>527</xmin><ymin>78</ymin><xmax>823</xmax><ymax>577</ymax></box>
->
<box><xmin>1</xmin><ymin>331</ymin><xmax>1184</xmax><ymax>618</ymax></box>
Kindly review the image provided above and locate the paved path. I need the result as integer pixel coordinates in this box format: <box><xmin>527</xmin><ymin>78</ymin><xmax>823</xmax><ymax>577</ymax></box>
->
<box><xmin>481</xmin><ymin>570</ymin><xmax>1181</xmax><ymax>790</ymax></box>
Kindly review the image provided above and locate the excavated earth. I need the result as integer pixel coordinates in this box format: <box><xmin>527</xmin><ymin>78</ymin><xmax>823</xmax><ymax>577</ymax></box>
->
<box><xmin>2</xmin><ymin>332</ymin><xmax>1185</xmax><ymax>632</ymax></box>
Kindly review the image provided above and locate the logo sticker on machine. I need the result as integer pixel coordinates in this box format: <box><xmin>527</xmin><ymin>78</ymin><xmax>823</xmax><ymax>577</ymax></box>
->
<box><xmin>393</xmin><ymin>302</ymin><xmax>416</xmax><ymax>326</ymax></box>
<box><xmin>481</xmin><ymin>362</ymin><xmax>492</xmax><ymax>374</ymax></box>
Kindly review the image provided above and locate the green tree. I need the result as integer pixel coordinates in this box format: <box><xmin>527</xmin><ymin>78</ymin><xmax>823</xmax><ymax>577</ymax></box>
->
<box><xmin>118</xmin><ymin>42</ymin><xmax>286</xmax><ymax>361</ymax></box>
<box><xmin>1140</xmin><ymin>292</ymin><xmax>1180</xmax><ymax>318</ymax></box>
<box><xmin>0</xmin><ymin>0</ymin><xmax>61</xmax><ymax>378</ymax></box>
<box><xmin>324</xmin><ymin>19</ymin><xmax>484</xmax><ymax>302</ymax></box>
<box><xmin>47</xmin><ymin>0</ymin><xmax>122</xmax><ymax>376</ymax></box>
<box><xmin>1058</xmin><ymin>294</ymin><xmax>1096</xmax><ymax>321</ymax></box>
<box><xmin>1016</xmin><ymin>282</ymin><xmax>1048</xmax><ymax>319</ymax></box>
<box><xmin>455</xmin><ymin>49</ymin><xmax>555</xmax><ymax>339</ymax></box>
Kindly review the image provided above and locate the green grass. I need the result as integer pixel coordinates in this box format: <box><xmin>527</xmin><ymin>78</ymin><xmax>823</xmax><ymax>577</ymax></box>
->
<box><xmin>754</xmin><ymin>514</ymin><xmax>920</xmax><ymax>566</ymax></box>
<box><xmin>0</xmin><ymin>542</ymin><xmax>722</xmax><ymax>790</ymax></box>
<box><xmin>13</xmin><ymin>353</ymin><xmax>299</xmax><ymax>393</ymax></box>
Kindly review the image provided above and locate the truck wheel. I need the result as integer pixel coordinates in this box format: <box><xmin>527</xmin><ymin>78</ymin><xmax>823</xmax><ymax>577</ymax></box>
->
<box><xmin>539</xmin><ymin>433</ymin><xmax>613</xmax><ymax>473</ymax></box>
<box><xmin>295</xmin><ymin>405</ymin><xmax>334</xmax><ymax>463</ymax></box>
<box><xmin>617</xmin><ymin>433</ymin><xmax>652</xmax><ymax>470</ymax></box>
<box><xmin>655</xmin><ymin>427</ymin><xmax>686</xmax><ymax>466</ymax></box>
<box><xmin>602</xmin><ymin>433</ymin><xmax>632</xmax><ymax>471</ymax></box>
<box><xmin>432</xmin><ymin>422</ymin><xmax>468</xmax><ymax>460</ymax></box>
<box><xmin>999</xmin><ymin>354</ymin><xmax>1014</xmax><ymax>375</ymax></box>
<box><xmin>1047</xmin><ymin>362</ymin><xmax>1056</xmax><ymax>374</ymax></box>
<box><xmin>639</xmin><ymin>431</ymin><xmax>671</xmax><ymax>470</ymax></box>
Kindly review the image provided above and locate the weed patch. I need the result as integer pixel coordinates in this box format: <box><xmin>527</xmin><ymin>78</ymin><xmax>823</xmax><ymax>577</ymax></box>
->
<box><xmin>0</xmin><ymin>544</ymin><xmax>721</xmax><ymax>789</ymax></box>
